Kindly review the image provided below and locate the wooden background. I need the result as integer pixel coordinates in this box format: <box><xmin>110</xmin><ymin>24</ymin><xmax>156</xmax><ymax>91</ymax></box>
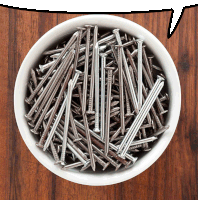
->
<box><xmin>0</xmin><ymin>6</ymin><xmax>197</xmax><ymax>200</ymax></box>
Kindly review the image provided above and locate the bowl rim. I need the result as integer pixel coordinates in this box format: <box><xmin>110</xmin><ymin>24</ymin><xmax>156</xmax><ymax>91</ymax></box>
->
<box><xmin>14</xmin><ymin>14</ymin><xmax>181</xmax><ymax>186</ymax></box>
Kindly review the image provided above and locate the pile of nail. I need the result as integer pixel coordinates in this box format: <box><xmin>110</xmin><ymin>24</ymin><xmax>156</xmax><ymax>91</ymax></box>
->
<box><xmin>25</xmin><ymin>25</ymin><xmax>170</xmax><ymax>172</ymax></box>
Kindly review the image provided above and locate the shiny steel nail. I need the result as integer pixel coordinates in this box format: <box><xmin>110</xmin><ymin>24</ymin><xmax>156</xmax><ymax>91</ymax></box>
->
<box><xmin>131</xmin><ymin>49</ymin><xmax>138</xmax><ymax>57</ymax></box>
<box><xmin>25</xmin><ymin>50</ymin><xmax>74</xmax><ymax>120</ymax></box>
<box><xmin>127</xmin><ymin>50</ymin><xmax>163</xmax><ymax>127</ymax></box>
<box><xmin>100</xmin><ymin>53</ymin><xmax>107</xmax><ymax>139</ymax></box>
<box><xmin>118</xmin><ymin>76</ymin><xmax>164</xmax><ymax>154</ymax></box>
<box><xmin>74</xmin><ymin>120</ymin><xmax>136</xmax><ymax>163</ymax></box>
<box><xmin>26</xmin><ymin>31</ymin><xmax>78</xmax><ymax>103</ymax></box>
<box><xmin>113</xmin><ymin>29</ymin><xmax>138</xmax><ymax>113</ymax></box>
<box><xmin>93</xmin><ymin>42</ymin><xmax>100</xmax><ymax>133</ymax></box>
<box><xmin>124</xmin><ymin>87</ymin><xmax>134</xmax><ymax>117</ymax></box>
<box><xmin>109</xmin><ymin>142</ymin><xmax>138</xmax><ymax>163</ymax></box>
<box><xmin>50</xmin><ymin>141</ymin><xmax>61</xmax><ymax>165</ymax></box>
<box><xmin>129</xmin><ymin>136</ymin><xmax>157</xmax><ymax>147</ymax></box>
<box><xmin>42</xmin><ymin>71</ymin><xmax>81</xmax><ymax>150</ymax></box>
<box><xmin>44</xmin><ymin>106</ymin><xmax>54</xmax><ymax>120</ymax></box>
<box><xmin>62</xmin><ymin>162</ymin><xmax>83</xmax><ymax>170</ymax></box>
<box><xmin>110</xmin><ymin>116</ymin><xmax>132</xmax><ymax>142</ymax></box>
<box><xmin>142</xmin><ymin>45</ymin><xmax>154</xmax><ymax>83</ymax></box>
<box><xmin>92</xmin><ymin>144</ymin><xmax>122</xmax><ymax>171</ymax></box>
<box><xmin>36</xmin><ymin>66</ymin><xmax>73</xmax><ymax>147</ymax></box>
<box><xmin>122</xmin><ymin>72</ymin><xmax>137</xmax><ymax>114</ymax></box>
<box><xmin>118</xmin><ymin>78</ymin><xmax>164</xmax><ymax>158</ymax></box>
<box><xmin>152</xmin><ymin>125</ymin><xmax>170</xmax><ymax>136</ymax></box>
<box><xmin>68</xmin><ymin>132</ymin><xmax>109</xmax><ymax>170</ymax></box>
<box><xmin>142</xmin><ymin>58</ymin><xmax>167</xmax><ymax>116</ymax></box>
<box><xmin>87</xmin><ymin>25</ymin><xmax>98</xmax><ymax>115</ymax></box>
<box><xmin>82</xmin><ymin>113</ymin><xmax>96</xmax><ymax>171</ymax></box>
<box><xmin>98</xmin><ymin>34</ymin><xmax>115</xmax><ymax>44</ymax></box>
<box><xmin>82</xmin><ymin>25</ymin><xmax>92</xmax><ymax>114</ymax></box>
<box><xmin>31</xmin><ymin>65</ymin><xmax>69</xmax><ymax>133</ymax></box>
<box><xmin>67</xmin><ymin>138</ymin><xmax>89</xmax><ymax>161</ymax></box>
<box><xmin>128</xmin><ymin>144</ymin><xmax>143</xmax><ymax>151</ymax></box>
<box><xmin>69</xmin><ymin>111</ymin><xmax>81</xmax><ymax>140</ymax></box>
<box><xmin>76</xmin><ymin>124</ymin><xmax>130</xmax><ymax>166</ymax></box>
<box><xmin>77</xmin><ymin>141</ymin><xmax>110</xmax><ymax>171</ymax></box>
<box><xmin>39</xmin><ymin>60</ymin><xmax>55</xmax><ymax>73</ymax></box>
<box><xmin>67</xmin><ymin>142</ymin><xmax>90</xmax><ymax>167</ymax></box>
<box><xmin>55</xmin><ymin>130</ymin><xmax>90</xmax><ymax>167</ymax></box>
<box><xmin>116</xmin><ymin>45</ymin><xmax>125</xmax><ymax>135</ymax></box>
<box><xmin>160</xmin><ymin>93</ymin><xmax>169</xmax><ymax>102</ymax></box>
<box><xmin>60</xmin><ymin>80</ymin><xmax>73</xmax><ymax>165</ymax></box>
<box><xmin>72</xmin><ymin>27</ymin><xmax>84</xmax><ymax>77</ymax></box>
<box><xmin>136</xmin><ymin>39</ymin><xmax>143</xmax><ymax>110</ymax></box>
<box><xmin>105</xmin><ymin>40</ymin><xmax>133</xmax><ymax>56</ymax></box>
<box><xmin>30</xmin><ymin>69</ymin><xmax>37</xmax><ymax>88</ymax></box>
<box><xmin>110</xmin><ymin>107</ymin><xmax>120</xmax><ymax>113</ymax></box>
<box><xmin>80</xmin><ymin>162</ymin><xmax>91</xmax><ymax>171</ymax></box>
<box><xmin>140</xmin><ymin>124</ymin><xmax>152</xmax><ymax>129</ymax></box>
<box><xmin>104</xmin><ymin>68</ymin><xmax>113</xmax><ymax>156</ymax></box>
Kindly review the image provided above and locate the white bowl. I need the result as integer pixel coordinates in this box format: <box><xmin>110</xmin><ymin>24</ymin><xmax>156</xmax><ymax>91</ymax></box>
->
<box><xmin>14</xmin><ymin>14</ymin><xmax>181</xmax><ymax>186</ymax></box>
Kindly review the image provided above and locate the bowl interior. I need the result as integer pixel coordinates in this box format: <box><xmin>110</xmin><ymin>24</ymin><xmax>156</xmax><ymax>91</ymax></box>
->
<box><xmin>14</xmin><ymin>15</ymin><xmax>181</xmax><ymax>186</ymax></box>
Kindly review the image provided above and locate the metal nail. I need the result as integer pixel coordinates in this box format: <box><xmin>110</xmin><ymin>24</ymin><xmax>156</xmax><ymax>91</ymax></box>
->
<box><xmin>72</xmin><ymin>27</ymin><xmax>84</xmax><ymax>78</ymax></box>
<box><xmin>93</xmin><ymin>42</ymin><xmax>100</xmax><ymax>133</ymax></box>
<box><xmin>31</xmin><ymin>65</ymin><xmax>70</xmax><ymax>133</ymax></box>
<box><xmin>69</xmin><ymin>111</ymin><xmax>81</xmax><ymax>140</ymax></box>
<box><xmin>30</xmin><ymin>69</ymin><xmax>38</xmax><ymax>88</ymax></box>
<box><xmin>118</xmin><ymin>77</ymin><xmax>164</xmax><ymax>158</ymax></box>
<box><xmin>152</xmin><ymin>64</ymin><xmax>163</xmax><ymax>71</ymax></box>
<box><xmin>39</xmin><ymin>60</ymin><xmax>55</xmax><ymax>73</ymax></box>
<box><xmin>82</xmin><ymin>113</ymin><xmax>96</xmax><ymax>171</ymax></box>
<box><xmin>113</xmin><ymin>29</ymin><xmax>138</xmax><ymax>113</ymax></box>
<box><xmin>110</xmin><ymin>116</ymin><xmax>132</xmax><ymax>142</ymax></box>
<box><xmin>25</xmin><ymin>50</ymin><xmax>75</xmax><ymax>120</ymax></box>
<box><xmin>74</xmin><ymin>120</ymin><xmax>137</xmax><ymax>163</ymax></box>
<box><xmin>100</xmin><ymin>53</ymin><xmax>107</xmax><ymax>139</ymax></box>
<box><xmin>70</xmin><ymin>133</ymin><xmax>110</xmax><ymax>170</ymax></box>
<box><xmin>50</xmin><ymin>140</ymin><xmax>61</xmax><ymax>165</ymax></box>
<box><xmin>87</xmin><ymin>25</ymin><xmax>98</xmax><ymax>115</ymax></box>
<box><xmin>42</xmin><ymin>70</ymin><xmax>81</xmax><ymax>150</ymax></box>
<box><xmin>160</xmin><ymin>93</ymin><xmax>169</xmax><ymax>102</ymax></box>
<box><xmin>82</xmin><ymin>26</ymin><xmax>92</xmax><ymax>114</ymax></box>
<box><xmin>128</xmin><ymin>136</ymin><xmax>157</xmax><ymax>147</ymax></box>
<box><xmin>116</xmin><ymin>45</ymin><xmax>125</xmax><ymax>135</ymax></box>
<box><xmin>117</xmin><ymin>76</ymin><xmax>164</xmax><ymax>154</ymax></box>
<box><xmin>152</xmin><ymin>125</ymin><xmax>170</xmax><ymax>137</ymax></box>
<box><xmin>104</xmin><ymin>68</ymin><xmax>113</xmax><ymax>156</ymax></box>
<box><xmin>26</xmin><ymin>31</ymin><xmax>78</xmax><ymax>103</ymax></box>
<box><xmin>62</xmin><ymin>162</ymin><xmax>83</xmax><ymax>170</ymax></box>
<box><xmin>60</xmin><ymin>80</ymin><xmax>73</xmax><ymax>165</ymax></box>
<box><xmin>136</xmin><ymin>39</ymin><xmax>143</xmax><ymax>110</ymax></box>
<box><xmin>142</xmin><ymin>45</ymin><xmax>154</xmax><ymax>84</ymax></box>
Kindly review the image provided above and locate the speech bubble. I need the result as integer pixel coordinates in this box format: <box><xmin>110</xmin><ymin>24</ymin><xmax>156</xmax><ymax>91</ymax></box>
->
<box><xmin>0</xmin><ymin>0</ymin><xmax>197</xmax><ymax>38</ymax></box>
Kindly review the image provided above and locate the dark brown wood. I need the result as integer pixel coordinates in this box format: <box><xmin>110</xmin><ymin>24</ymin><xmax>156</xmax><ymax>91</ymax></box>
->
<box><xmin>0</xmin><ymin>7</ymin><xmax>197</xmax><ymax>200</ymax></box>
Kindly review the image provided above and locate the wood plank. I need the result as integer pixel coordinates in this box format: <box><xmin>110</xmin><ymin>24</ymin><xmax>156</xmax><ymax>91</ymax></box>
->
<box><xmin>0</xmin><ymin>6</ymin><xmax>10</xmax><ymax>200</ymax></box>
<box><xmin>7</xmin><ymin>8</ymin><xmax>58</xmax><ymax>200</ymax></box>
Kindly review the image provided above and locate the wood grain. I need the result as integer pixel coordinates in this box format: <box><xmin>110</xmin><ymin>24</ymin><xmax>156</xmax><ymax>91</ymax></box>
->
<box><xmin>0</xmin><ymin>7</ymin><xmax>197</xmax><ymax>200</ymax></box>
